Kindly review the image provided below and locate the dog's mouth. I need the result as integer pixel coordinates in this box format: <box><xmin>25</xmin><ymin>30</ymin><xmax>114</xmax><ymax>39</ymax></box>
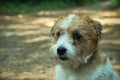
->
<box><xmin>59</xmin><ymin>56</ymin><xmax>68</xmax><ymax>61</ymax></box>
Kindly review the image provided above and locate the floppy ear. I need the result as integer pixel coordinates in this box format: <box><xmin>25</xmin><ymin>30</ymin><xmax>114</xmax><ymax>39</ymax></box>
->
<box><xmin>49</xmin><ymin>26</ymin><xmax>54</xmax><ymax>37</ymax></box>
<box><xmin>93</xmin><ymin>20</ymin><xmax>103</xmax><ymax>39</ymax></box>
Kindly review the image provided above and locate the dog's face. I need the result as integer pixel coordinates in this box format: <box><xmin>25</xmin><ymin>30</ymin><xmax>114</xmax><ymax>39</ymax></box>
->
<box><xmin>49</xmin><ymin>14</ymin><xmax>102</xmax><ymax>67</ymax></box>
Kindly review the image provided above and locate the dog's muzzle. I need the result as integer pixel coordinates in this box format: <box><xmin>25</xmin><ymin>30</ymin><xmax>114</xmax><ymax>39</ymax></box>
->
<box><xmin>57</xmin><ymin>47</ymin><xmax>68</xmax><ymax>61</ymax></box>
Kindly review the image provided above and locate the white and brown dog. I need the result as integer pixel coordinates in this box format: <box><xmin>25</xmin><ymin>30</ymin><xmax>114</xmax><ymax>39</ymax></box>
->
<box><xmin>49</xmin><ymin>14</ymin><xmax>120</xmax><ymax>80</ymax></box>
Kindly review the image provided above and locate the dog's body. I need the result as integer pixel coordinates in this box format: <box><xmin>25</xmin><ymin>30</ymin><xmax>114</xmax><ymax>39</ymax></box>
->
<box><xmin>55</xmin><ymin>58</ymin><xmax>119</xmax><ymax>80</ymax></box>
<box><xmin>49</xmin><ymin>14</ymin><xmax>120</xmax><ymax>80</ymax></box>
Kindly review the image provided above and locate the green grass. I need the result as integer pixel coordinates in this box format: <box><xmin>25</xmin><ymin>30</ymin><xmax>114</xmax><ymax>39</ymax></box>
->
<box><xmin>0</xmin><ymin>3</ymin><xmax>31</xmax><ymax>15</ymax></box>
<box><xmin>39</xmin><ymin>1</ymin><xmax>76</xmax><ymax>10</ymax></box>
<box><xmin>0</xmin><ymin>0</ymin><xmax>108</xmax><ymax>15</ymax></box>
<box><xmin>110</xmin><ymin>0</ymin><xmax>120</xmax><ymax>8</ymax></box>
<box><xmin>0</xmin><ymin>1</ymin><xmax>76</xmax><ymax>15</ymax></box>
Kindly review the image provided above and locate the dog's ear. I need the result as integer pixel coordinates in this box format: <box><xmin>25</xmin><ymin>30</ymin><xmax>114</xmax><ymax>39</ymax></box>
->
<box><xmin>92</xmin><ymin>20</ymin><xmax>103</xmax><ymax>39</ymax></box>
<box><xmin>50</xmin><ymin>26</ymin><xmax>55</xmax><ymax>37</ymax></box>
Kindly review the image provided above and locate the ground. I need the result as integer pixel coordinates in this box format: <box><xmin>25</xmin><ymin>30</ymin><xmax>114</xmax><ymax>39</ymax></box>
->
<box><xmin>0</xmin><ymin>1</ymin><xmax>120</xmax><ymax>80</ymax></box>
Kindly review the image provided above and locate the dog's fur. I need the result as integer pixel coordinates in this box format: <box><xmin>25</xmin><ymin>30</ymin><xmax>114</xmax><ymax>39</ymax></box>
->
<box><xmin>49</xmin><ymin>14</ymin><xmax>120</xmax><ymax>80</ymax></box>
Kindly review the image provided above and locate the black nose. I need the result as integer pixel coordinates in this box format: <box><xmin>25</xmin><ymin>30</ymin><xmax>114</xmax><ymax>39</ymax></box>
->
<box><xmin>57</xmin><ymin>47</ymin><xmax>67</xmax><ymax>56</ymax></box>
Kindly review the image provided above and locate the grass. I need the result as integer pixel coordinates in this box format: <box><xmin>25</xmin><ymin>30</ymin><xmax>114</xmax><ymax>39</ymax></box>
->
<box><xmin>0</xmin><ymin>3</ymin><xmax>31</xmax><ymax>15</ymax></box>
<box><xmin>0</xmin><ymin>1</ymin><xmax>76</xmax><ymax>15</ymax></box>
<box><xmin>110</xmin><ymin>0</ymin><xmax>120</xmax><ymax>8</ymax></box>
<box><xmin>1</xmin><ymin>0</ymin><xmax>118</xmax><ymax>15</ymax></box>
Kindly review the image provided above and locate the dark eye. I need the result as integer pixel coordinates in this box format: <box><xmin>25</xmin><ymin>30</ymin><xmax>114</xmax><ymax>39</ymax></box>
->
<box><xmin>56</xmin><ymin>32</ymin><xmax>60</xmax><ymax>37</ymax></box>
<box><xmin>73</xmin><ymin>33</ymin><xmax>82</xmax><ymax>40</ymax></box>
<box><xmin>51</xmin><ymin>32</ymin><xmax>54</xmax><ymax>36</ymax></box>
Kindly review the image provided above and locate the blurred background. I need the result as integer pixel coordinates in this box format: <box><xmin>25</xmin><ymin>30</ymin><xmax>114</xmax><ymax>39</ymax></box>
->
<box><xmin>0</xmin><ymin>0</ymin><xmax>120</xmax><ymax>80</ymax></box>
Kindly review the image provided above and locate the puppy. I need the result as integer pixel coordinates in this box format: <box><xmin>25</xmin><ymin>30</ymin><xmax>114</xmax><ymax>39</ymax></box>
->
<box><xmin>49</xmin><ymin>14</ymin><xmax>120</xmax><ymax>80</ymax></box>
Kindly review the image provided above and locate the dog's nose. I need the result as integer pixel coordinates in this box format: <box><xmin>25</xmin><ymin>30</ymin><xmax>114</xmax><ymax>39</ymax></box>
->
<box><xmin>57</xmin><ymin>47</ymin><xmax>67</xmax><ymax>56</ymax></box>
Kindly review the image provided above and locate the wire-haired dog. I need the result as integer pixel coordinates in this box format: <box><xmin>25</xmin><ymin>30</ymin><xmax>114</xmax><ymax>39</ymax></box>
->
<box><xmin>49</xmin><ymin>14</ymin><xmax>120</xmax><ymax>80</ymax></box>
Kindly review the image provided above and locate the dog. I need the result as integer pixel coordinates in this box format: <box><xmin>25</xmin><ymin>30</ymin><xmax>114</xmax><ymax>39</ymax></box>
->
<box><xmin>49</xmin><ymin>14</ymin><xmax>120</xmax><ymax>80</ymax></box>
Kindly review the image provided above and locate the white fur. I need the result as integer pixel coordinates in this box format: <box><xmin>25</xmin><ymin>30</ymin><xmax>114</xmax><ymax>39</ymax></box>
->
<box><xmin>50</xmin><ymin>14</ymin><xmax>120</xmax><ymax>80</ymax></box>
<box><xmin>55</xmin><ymin>58</ymin><xmax>120</xmax><ymax>80</ymax></box>
<box><xmin>84</xmin><ymin>53</ymin><xmax>93</xmax><ymax>63</ymax></box>
<box><xmin>60</xmin><ymin>14</ymin><xmax>75</xmax><ymax>29</ymax></box>
<box><xmin>49</xmin><ymin>31</ymin><xmax>120</xmax><ymax>80</ymax></box>
<box><xmin>50</xmin><ymin>14</ymin><xmax>76</xmax><ymax>59</ymax></box>
<box><xmin>49</xmin><ymin>32</ymin><xmax>75</xmax><ymax>57</ymax></box>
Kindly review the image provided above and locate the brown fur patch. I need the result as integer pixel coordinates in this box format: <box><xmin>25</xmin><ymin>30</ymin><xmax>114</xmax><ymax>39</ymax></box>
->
<box><xmin>50</xmin><ymin>14</ymin><xmax>105</xmax><ymax>66</ymax></box>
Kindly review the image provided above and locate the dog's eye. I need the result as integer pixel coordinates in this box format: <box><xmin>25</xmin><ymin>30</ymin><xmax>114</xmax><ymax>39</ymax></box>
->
<box><xmin>56</xmin><ymin>32</ymin><xmax>61</xmax><ymax>37</ymax></box>
<box><xmin>51</xmin><ymin>32</ymin><xmax>54</xmax><ymax>36</ymax></box>
<box><xmin>73</xmin><ymin>33</ymin><xmax>82</xmax><ymax>41</ymax></box>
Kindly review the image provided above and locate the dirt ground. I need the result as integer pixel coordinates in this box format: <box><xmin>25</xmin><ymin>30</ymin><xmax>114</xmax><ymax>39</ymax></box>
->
<box><xmin>0</xmin><ymin>1</ymin><xmax>120</xmax><ymax>80</ymax></box>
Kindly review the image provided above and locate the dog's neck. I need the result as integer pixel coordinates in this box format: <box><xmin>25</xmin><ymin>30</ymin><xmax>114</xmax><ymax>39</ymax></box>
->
<box><xmin>61</xmin><ymin>49</ymin><xmax>107</xmax><ymax>73</ymax></box>
<box><xmin>78</xmin><ymin>49</ymin><xmax>99</xmax><ymax>67</ymax></box>
<box><xmin>88</xmin><ymin>49</ymin><xmax>98</xmax><ymax>63</ymax></box>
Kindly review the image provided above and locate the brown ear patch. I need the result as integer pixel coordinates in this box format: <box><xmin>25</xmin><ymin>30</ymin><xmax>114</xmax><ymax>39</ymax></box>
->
<box><xmin>50</xmin><ymin>26</ymin><xmax>54</xmax><ymax>36</ymax></box>
<box><xmin>92</xmin><ymin>20</ymin><xmax>103</xmax><ymax>39</ymax></box>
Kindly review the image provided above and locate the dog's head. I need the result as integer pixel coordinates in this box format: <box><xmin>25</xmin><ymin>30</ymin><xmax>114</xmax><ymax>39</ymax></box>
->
<box><xmin>49</xmin><ymin>14</ymin><xmax>102</xmax><ymax>67</ymax></box>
